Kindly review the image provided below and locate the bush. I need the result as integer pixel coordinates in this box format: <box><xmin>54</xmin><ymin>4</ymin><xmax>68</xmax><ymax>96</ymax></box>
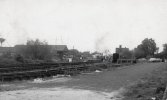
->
<box><xmin>15</xmin><ymin>55</ymin><xmax>24</xmax><ymax>63</ymax></box>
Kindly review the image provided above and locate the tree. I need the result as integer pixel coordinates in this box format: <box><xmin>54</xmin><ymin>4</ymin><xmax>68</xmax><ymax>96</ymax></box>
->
<box><xmin>141</xmin><ymin>38</ymin><xmax>157</xmax><ymax>56</ymax></box>
<box><xmin>163</xmin><ymin>44</ymin><xmax>167</xmax><ymax>53</ymax></box>
<box><xmin>134</xmin><ymin>47</ymin><xmax>146</xmax><ymax>58</ymax></box>
<box><xmin>25</xmin><ymin>39</ymin><xmax>50</xmax><ymax>60</ymax></box>
<box><xmin>0</xmin><ymin>38</ymin><xmax>5</xmax><ymax>47</ymax></box>
<box><xmin>162</xmin><ymin>43</ymin><xmax>167</xmax><ymax>58</ymax></box>
<box><xmin>136</xmin><ymin>38</ymin><xmax>157</xmax><ymax>58</ymax></box>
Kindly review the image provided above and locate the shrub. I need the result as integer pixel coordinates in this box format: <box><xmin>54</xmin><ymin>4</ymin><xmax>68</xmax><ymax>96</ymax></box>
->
<box><xmin>15</xmin><ymin>54</ymin><xmax>24</xmax><ymax>63</ymax></box>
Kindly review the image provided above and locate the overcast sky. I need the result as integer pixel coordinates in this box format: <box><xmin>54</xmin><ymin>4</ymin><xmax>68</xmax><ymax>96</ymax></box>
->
<box><xmin>0</xmin><ymin>0</ymin><xmax>167</xmax><ymax>53</ymax></box>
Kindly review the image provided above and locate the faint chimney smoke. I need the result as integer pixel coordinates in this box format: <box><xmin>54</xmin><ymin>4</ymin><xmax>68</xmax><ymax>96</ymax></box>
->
<box><xmin>95</xmin><ymin>32</ymin><xmax>110</xmax><ymax>52</ymax></box>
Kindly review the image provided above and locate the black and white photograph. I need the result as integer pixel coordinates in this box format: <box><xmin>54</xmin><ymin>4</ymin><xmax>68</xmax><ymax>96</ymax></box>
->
<box><xmin>0</xmin><ymin>0</ymin><xmax>167</xmax><ymax>100</ymax></box>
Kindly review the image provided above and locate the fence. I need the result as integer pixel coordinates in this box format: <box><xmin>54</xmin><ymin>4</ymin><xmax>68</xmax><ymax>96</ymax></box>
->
<box><xmin>117</xmin><ymin>59</ymin><xmax>136</xmax><ymax>64</ymax></box>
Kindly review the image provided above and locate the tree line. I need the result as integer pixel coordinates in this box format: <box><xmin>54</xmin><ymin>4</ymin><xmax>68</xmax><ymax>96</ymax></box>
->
<box><xmin>1</xmin><ymin>37</ymin><xmax>167</xmax><ymax>63</ymax></box>
<box><xmin>134</xmin><ymin>38</ymin><xmax>167</xmax><ymax>59</ymax></box>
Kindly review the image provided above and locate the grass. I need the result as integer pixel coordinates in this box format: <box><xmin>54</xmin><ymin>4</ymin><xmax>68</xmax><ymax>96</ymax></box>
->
<box><xmin>122</xmin><ymin>63</ymin><xmax>167</xmax><ymax>100</ymax></box>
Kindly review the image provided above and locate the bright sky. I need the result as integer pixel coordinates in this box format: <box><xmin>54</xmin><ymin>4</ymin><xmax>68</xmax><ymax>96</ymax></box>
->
<box><xmin>0</xmin><ymin>0</ymin><xmax>167</xmax><ymax>53</ymax></box>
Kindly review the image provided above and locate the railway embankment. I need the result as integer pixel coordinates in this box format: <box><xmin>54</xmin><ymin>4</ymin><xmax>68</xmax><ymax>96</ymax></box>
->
<box><xmin>0</xmin><ymin>61</ymin><xmax>127</xmax><ymax>82</ymax></box>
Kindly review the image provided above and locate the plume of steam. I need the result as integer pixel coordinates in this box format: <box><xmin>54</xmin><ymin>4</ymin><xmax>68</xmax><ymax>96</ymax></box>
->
<box><xmin>95</xmin><ymin>32</ymin><xmax>110</xmax><ymax>53</ymax></box>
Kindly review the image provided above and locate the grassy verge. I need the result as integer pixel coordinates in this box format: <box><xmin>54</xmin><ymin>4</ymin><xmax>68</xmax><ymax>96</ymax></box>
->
<box><xmin>122</xmin><ymin>63</ymin><xmax>167</xmax><ymax>100</ymax></box>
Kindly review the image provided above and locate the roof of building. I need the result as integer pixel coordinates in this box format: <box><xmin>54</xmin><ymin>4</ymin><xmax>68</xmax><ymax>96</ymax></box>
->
<box><xmin>0</xmin><ymin>47</ymin><xmax>15</xmax><ymax>53</ymax></box>
<box><xmin>48</xmin><ymin>45</ymin><xmax>68</xmax><ymax>51</ymax></box>
<box><xmin>116</xmin><ymin>45</ymin><xmax>129</xmax><ymax>54</ymax></box>
<box><xmin>0</xmin><ymin>45</ymin><xmax>68</xmax><ymax>54</ymax></box>
<box><xmin>15</xmin><ymin>45</ymin><xmax>68</xmax><ymax>51</ymax></box>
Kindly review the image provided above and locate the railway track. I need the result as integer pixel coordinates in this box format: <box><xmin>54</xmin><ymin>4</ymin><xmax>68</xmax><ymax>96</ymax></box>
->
<box><xmin>0</xmin><ymin>61</ymin><xmax>104</xmax><ymax>82</ymax></box>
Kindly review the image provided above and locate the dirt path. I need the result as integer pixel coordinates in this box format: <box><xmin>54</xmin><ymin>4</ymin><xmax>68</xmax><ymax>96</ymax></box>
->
<box><xmin>55</xmin><ymin>62</ymin><xmax>166</xmax><ymax>92</ymax></box>
<box><xmin>1</xmin><ymin>62</ymin><xmax>166</xmax><ymax>100</ymax></box>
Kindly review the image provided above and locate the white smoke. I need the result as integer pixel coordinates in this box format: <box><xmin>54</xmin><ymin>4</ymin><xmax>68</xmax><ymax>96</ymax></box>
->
<box><xmin>95</xmin><ymin>32</ymin><xmax>111</xmax><ymax>53</ymax></box>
